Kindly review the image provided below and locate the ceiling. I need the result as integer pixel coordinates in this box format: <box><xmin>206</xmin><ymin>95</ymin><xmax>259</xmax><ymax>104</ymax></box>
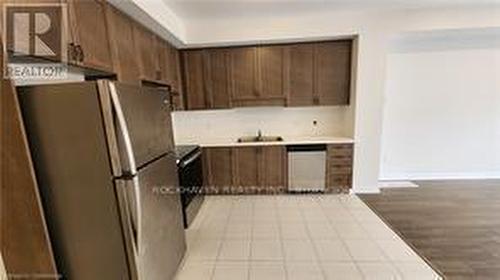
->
<box><xmin>164</xmin><ymin>0</ymin><xmax>500</xmax><ymax>19</ymax></box>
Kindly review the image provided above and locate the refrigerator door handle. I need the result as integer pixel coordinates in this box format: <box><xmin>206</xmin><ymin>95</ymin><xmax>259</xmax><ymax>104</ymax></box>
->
<box><xmin>128</xmin><ymin>177</ymin><xmax>142</xmax><ymax>254</ymax></box>
<box><xmin>109</xmin><ymin>82</ymin><xmax>138</xmax><ymax>175</ymax></box>
<box><xmin>116</xmin><ymin>180</ymin><xmax>140</xmax><ymax>280</ymax></box>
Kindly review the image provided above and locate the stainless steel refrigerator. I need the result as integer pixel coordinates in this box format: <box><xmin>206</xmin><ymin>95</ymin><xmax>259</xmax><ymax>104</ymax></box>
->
<box><xmin>18</xmin><ymin>80</ymin><xmax>186</xmax><ymax>280</ymax></box>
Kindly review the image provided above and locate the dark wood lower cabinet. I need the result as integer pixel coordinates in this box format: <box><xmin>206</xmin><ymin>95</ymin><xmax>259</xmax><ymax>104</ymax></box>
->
<box><xmin>325</xmin><ymin>144</ymin><xmax>354</xmax><ymax>193</ymax></box>
<box><xmin>1</xmin><ymin>47</ymin><xmax>58</xmax><ymax>278</ymax></box>
<box><xmin>203</xmin><ymin>146</ymin><xmax>287</xmax><ymax>194</ymax></box>
<box><xmin>202</xmin><ymin>144</ymin><xmax>352</xmax><ymax>195</ymax></box>
<box><xmin>260</xmin><ymin>146</ymin><xmax>287</xmax><ymax>193</ymax></box>
<box><xmin>203</xmin><ymin>147</ymin><xmax>233</xmax><ymax>194</ymax></box>
<box><xmin>233</xmin><ymin>147</ymin><xmax>260</xmax><ymax>192</ymax></box>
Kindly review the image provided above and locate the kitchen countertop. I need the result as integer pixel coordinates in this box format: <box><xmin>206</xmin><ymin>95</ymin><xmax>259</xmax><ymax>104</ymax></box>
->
<box><xmin>176</xmin><ymin>136</ymin><xmax>355</xmax><ymax>148</ymax></box>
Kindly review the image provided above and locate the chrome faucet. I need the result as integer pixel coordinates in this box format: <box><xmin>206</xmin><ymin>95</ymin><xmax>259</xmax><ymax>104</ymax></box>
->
<box><xmin>257</xmin><ymin>129</ymin><xmax>263</xmax><ymax>140</ymax></box>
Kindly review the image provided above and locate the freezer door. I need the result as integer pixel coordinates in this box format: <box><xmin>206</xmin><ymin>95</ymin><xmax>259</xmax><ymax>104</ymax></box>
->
<box><xmin>116</xmin><ymin>154</ymin><xmax>186</xmax><ymax>280</ymax></box>
<box><xmin>100</xmin><ymin>81</ymin><xmax>175</xmax><ymax>175</ymax></box>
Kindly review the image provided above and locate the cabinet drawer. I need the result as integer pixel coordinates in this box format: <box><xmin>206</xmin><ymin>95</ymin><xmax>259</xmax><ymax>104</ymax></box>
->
<box><xmin>328</xmin><ymin>166</ymin><xmax>352</xmax><ymax>175</ymax></box>
<box><xmin>328</xmin><ymin>156</ymin><xmax>352</xmax><ymax>166</ymax></box>
<box><xmin>329</xmin><ymin>147</ymin><xmax>353</xmax><ymax>157</ymax></box>
<box><xmin>328</xmin><ymin>175</ymin><xmax>352</xmax><ymax>186</ymax></box>
<box><xmin>330</xmin><ymin>144</ymin><xmax>353</xmax><ymax>149</ymax></box>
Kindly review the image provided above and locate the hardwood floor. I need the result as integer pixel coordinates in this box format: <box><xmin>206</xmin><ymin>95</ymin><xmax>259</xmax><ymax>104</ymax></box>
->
<box><xmin>359</xmin><ymin>180</ymin><xmax>500</xmax><ymax>280</ymax></box>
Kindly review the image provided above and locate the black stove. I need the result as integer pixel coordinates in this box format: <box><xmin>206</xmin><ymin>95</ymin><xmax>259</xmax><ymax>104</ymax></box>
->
<box><xmin>175</xmin><ymin>145</ymin><xmax>199</xmax><ymax>163</ymax></box>
<box><xmin>175</xmin><ymin>145</ymin><xmax>203</xmax><ymax>228</ymax></box>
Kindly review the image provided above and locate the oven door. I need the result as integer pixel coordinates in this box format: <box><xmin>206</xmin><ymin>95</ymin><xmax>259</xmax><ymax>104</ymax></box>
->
<box><xmin>178</xmin><ymin>149</ymin><xmax>203</xmax><ymax>227</ymax></box>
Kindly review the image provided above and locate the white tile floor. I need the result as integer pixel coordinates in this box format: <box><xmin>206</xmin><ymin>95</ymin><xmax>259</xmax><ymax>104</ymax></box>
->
<box><xmin>175</xmin><ymin>195</ymin><xmax>441</xmax><ymax>280</ymax></box>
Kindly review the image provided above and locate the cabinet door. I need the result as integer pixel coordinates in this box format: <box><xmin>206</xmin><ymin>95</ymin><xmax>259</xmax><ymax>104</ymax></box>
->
<box><xmin>68</xmin><ymin>0</ymin><xmax>113</xmax><ymax>72</ymax></box>
<box><xmin>169</xmin><ymin>47</ymin><xmax>184</xmax><ymax>110</ymax></box>
<box><xmin>105</xmin><ymin>5</ymin><xmax>139</xmax><ymax>83</ymax></box>
<box><xmin>233</xmin><ymin>147</ymin><xmax>259</xmax><ymax>191</ymax></box>
<box><xmin>257</xmin><ymin>46</ymin><xmax>285</xmax><ymax>99</ymax></box>
<box><xmin>133</xmin><ymin>24</ymin><xmax>160</xmax><ymax>82</ymax></box>
<box><xmin>158</xmin><ymin>41</ymin><xmax>184</xmax><ymax>110</ymax></box>
<box><xmin>260</xmin><ymin>146</ymin><xmax>286</xmax><ymax>191</ymax></box>
<box><xmin>229</xmin><ymin>47</ymin><xmax>258</xmax><ymax>100</ymax></box>
<box><xmin>167</xmin><ymin>44</ymin><xmax>182</xmax><ymax>92</ymax></box>
<box><xmin>314</xmin><ymin>41</ymin><xmax>352</xmax><ymax>105</ymax></box>
<box><xmin>0</xmin><ymin>43</ymin><xmax>59</xmax><ymax>278</ymax></box>
<box><xmin>204</xmin><ymin>49</ymin><xmax>230</xmax><ymax>109</ymax></box>
<box><xmin>157</xmin><ymin>40</ymin><xmax>170</xmax><ymax>85</ymax></box>
<box><xmin>205</xmin><ymin>148</ymin><xmax>233</xmax><ymax>194</ymax></box>
<box><xmin>287</xmin><ymin>43</ymin><xmax>314</xmax><ymax>106</ymax></box>
<box><xmin>182</xmin><ymin>50</ymin><xmax>207</xmax><ymax>110</ymax></box>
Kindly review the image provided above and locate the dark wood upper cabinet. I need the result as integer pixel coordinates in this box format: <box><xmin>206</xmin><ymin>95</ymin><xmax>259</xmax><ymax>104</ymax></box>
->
<box><xmin>182</xmin><ymin>48</ymin><xmax>231</xmax><ymax>110</ymax></box>
<box><xmin>204</xmin><ymin>49</ymin><xmax>231</xmax><ymax>109</ymax></box>
<box><xmin>314</xmin><ymin>40</ymin><xmax>352</xmax><ymax>105</ymax></box>
<box><xmin>182</xmin><ymin>50</ymin><xmax>206</xmax><ymax>110</ymax></box>
<box><xmin>167</xmin><ymin>45</ymin><xmax>183</xmax><ymax>93</ymax></box>
<box><xmin>133</xmin><ymin>24</ymin><xmax>160</xmax><ymax>82</ymax></box>
<box><xmin>169</xmin><ymin>47</ymin><xmax>184</xmax><ymax>110</ymax></box>
<box><xmin>286</xmin><ymin>43</ymin><xmax>315</xmax><ymax>106</ymax></box>
<box><xmin>155</xmin><ymin>39</ymin><xmax>184</xmax><ymax>109</ymax></box>
<box><xmin>158</xmin><ymin>41</ymin><xmax>180</xmax><ymax>85</ymax></box>
<box><xmin>67</xmin><ymin>0</ymin><xmax>113</xmax><ymax>72</ymax></box>
<box><xmin>181</xmin><ymin>39</ymin><xmax>352</xmax><ymax>110</ymax></box>
<box><xmin>257</xmin><ymin>46</ymin><xmax>285</xmax><ymax>100</ymax></box>
<box><xmin>229</xmin><ymin>45</ymin><xmax>287</xmax><ymax>107</ymax></box>
<box><xmin>105</xmin><ymin>5</ymin><xmax>139</xmax><ymax>83</ymax></box>
<box><xmin>157</xmin><ymin>40</ymin><xmax>170</xmax><ymax>84</ymax></box>
<box><xmin>229</xmin><ymin>47</ymin><xmax>258</xmax><ymax>101</ymax></box>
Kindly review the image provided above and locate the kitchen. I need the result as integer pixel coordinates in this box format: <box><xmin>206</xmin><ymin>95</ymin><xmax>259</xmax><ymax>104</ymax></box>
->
<box><xmin>3</xmin><ymin>0</ymin><xmax>498</xmax><ymax>279</ymax></box>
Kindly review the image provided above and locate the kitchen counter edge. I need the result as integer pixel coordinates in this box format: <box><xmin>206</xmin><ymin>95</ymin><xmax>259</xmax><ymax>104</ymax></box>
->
<box><xmin>176</xmin><ymin>137</ymin><xmax>355</xmax><ymax>148</ymax></box>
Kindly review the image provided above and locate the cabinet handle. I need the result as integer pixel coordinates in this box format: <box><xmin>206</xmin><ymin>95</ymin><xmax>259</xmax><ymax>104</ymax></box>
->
<box><xmin>79</xmin><ymin>45</ymin><xmax>85</xmax><ymax>62</ymax></box>
<box><xmin>74</xmin><ymin>45</ymin><xmax>84</xmax><ymax>63</ymax></box>
<box><xmin>313</xmin><ymin>97</ymin><xmax>320</xmax><ymax>105</ymax></box>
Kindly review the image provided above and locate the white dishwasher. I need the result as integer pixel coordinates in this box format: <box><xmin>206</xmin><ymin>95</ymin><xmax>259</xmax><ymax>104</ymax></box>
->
<box><xmin>287</xmin><ymin>144</ymin><xmax>327</xmax><ymax>193</ymax></box>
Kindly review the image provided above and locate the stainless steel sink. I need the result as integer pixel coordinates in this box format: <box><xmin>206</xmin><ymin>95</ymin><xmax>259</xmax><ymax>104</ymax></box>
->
<box><xmin>237</xmin><ymin>136</ymin><xmax>284</xmax><ymax>143</ymax></box>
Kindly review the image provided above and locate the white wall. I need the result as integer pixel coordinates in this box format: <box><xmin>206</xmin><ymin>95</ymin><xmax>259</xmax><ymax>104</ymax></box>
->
<box><xmin>110</xmin><ymin>0</ymin><xmax>186</xmax><ymax>46</ymax></box>
<box><xmin>173</xmin><ymin>106</ymin><xmax>353</xmax><ymax>144</ymax></box>
<box><xmin>380</xmin><ymin>30</ymin><xmax>500</xmax><ymax>180</ymax></box>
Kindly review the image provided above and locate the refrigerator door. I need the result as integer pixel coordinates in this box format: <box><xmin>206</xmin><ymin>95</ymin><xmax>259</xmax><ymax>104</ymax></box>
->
<box><xmin>116</xmin><ymin>154</ymin><xmax>186</xmax><ymax>280</ymax></box>
<box><xmin>18</xmin><ymin>82</ymin><xmax>132</xmax><ymax>280</ymax></box>
<box><xmin>100</xmin><ymin>81</ymin><xmax>175</xmax><ymax>175</ymax></box>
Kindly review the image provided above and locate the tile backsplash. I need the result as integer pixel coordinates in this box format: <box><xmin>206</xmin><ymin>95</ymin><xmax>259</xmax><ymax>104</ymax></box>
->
<box><xmin>172</xmin><ymin>106</ymin><xmax>353</xmax><ymax>143</ymax></box>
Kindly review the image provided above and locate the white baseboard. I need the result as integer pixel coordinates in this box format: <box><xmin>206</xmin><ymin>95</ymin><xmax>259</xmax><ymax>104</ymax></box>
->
<box><xmin>380</xmin><ymin>172</ymin><xmax>500</xmax><ymax>181</ymax></box>
<box><xmin>351</xmin><ymin>188</ymin><xmax>380</xmax><ymax>194</ymax></box>
<box><xmin>378</xmin><ymin>180</ymin><xmax>419</xmax><ymax>189</ymax></box>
